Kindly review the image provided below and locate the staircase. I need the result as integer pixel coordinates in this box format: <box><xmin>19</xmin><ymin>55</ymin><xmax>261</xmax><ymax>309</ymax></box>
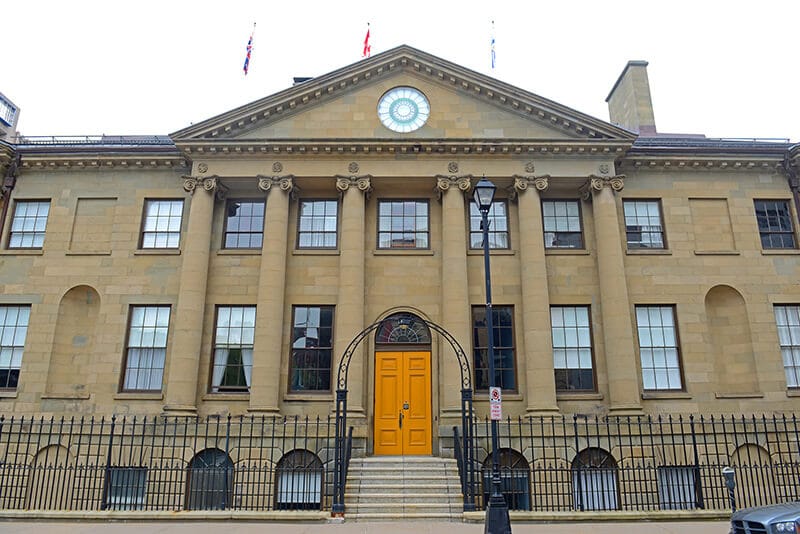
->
<box><xmin>344</xmin><ymin>456</ymin><xmax>464</xmax><ymax>520</ymax></box>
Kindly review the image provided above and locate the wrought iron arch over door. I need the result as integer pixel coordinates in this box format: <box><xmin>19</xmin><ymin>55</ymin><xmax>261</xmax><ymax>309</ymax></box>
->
<box><xmin>332</xmin><ymin>312</ymin><xmax>476</xmax><ymax>514</ymax></box>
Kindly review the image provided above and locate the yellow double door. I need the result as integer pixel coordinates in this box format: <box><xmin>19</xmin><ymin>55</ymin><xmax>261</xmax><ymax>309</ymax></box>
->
<box><xmin>373</xmin><ymin>351</ymin><xmax>432</xmax><ymax>456</ymax></box>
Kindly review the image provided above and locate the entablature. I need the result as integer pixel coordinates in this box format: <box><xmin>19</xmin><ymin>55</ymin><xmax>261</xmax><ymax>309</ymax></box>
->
<box><xmin>619</xmin><ymin>155</ymin><xmax>783</xmax><ymax>172</ymax></box>
<box><xmin>17</xmin><ymin>153</ymin><xmax>189</xmax><ymax>172</ymax></box>
<box><xmin>175</xmin><ymin>139</ymin><xmax>633</xmax><ymax>159</ymax></box>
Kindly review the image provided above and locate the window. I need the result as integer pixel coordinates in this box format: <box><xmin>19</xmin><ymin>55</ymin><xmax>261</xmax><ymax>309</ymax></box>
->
<box><xmin>140</xmin><ymin>199</ymin><xmax>183</xmax><ymax>249</ymax></box>
<box><xmin>377</xmin><ymin>200</ymin><xmax>429</xmax><ymax>249</ymax></box>
<box><xmin>0</xmin><ymin>305</ymin><xmax>30</xmax><ymax>390</ymax></box>
<box><xmin>657</xmin><ymin>466</ymin><xmax>697</xmax><ymax>510</ymax></box>
<box><xmin>542</xmin><ymin>200</ymin><xmax>583</xmax><ymax>249</ymax></box>
<box><xmin>774</xmin><ymin>305</ymin><xmax>800</xmax><ymax>388</ymax></box>
<box><xmin>470</xmin><ymin>200</ymin><xmax>509</xmax><ymax>249</ymax></box>
<box><xmin>0</xmin><ymin>95</ymin><xmax>16</xmax><ymax>126</ymax></box>
<box><xmin>275</xmin><ymin>450</ymin><xmax>323</xmax><ymax>510</ymax></box>
<box><xmin>571</xmin><ymin>448</ymin><xmax>619</xmax><ymax>511</ymax></box>
<box><xmin>755</xmin><ymin>199</ymin><xmax>796</xmax><ymax>249</ymax></box>
<box><xmin>481</xmin><ymin>449</ymin><xmax>531</xmax><ymax>511</ymax></box>
<box><xmin>297</xmin><ymin>200</ymin><xmax>338</xmax><ymax>248</ymax></box>
<box><xmin>186</xmin><ymin>449</ymin><xmax>234</xmax><ymax>511</ymax></box>
<box><xmin>223</xmin><ymin>200</ymin><xmax>264</xmax><ymax>249</ymax></box>
<box><xmin>624</xmin><ymin>200</ymin><xmax>665</xmax><ymax>249</ymax></box>
<box><xmin>551</xmin><ymin>306</ymin><xmax>594</xmax><ymax>392</ymax></box>
<box><xmin>211</xmin><ymin>306</ymin><xmax>255</xmax><ymax>392</ymax></box>
<box><xmin>106</xmin><ymin>467</ymin><xmax>147</xmax><ymax>510</ymax></box>
<box><xmin>472</xmin><ymin>306</ymin><xmax>516</xmax><ymax>390</ymax></box>
<box><xmin>121</xmin><ymin>306</ymin><xmax>170</xmax><ymax>392</ymax></box>
<box><xmin>8</xmin><ymin>201</ymin><xmax>50</xmax><ymax>249</ymax></box>
<box><xmin>636</xmin><ymin>305</ymin><xmax>683</xmax><ymax>390</ymax></box>
<box><xmin>290</xmin><ymin>306</ymin><xmax>334</xmax><ymax>392</ymax></box>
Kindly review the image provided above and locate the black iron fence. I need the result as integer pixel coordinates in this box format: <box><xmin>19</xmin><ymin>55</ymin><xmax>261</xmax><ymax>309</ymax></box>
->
<box><xmin>0</xmin><ymin>414</ymin><xmax>345</xmax><ymax>512</ymax></box>
<box><xmin>456</xmin><ymin>414</ymin><xmax>800</xmax><ymax>513</ymax></box>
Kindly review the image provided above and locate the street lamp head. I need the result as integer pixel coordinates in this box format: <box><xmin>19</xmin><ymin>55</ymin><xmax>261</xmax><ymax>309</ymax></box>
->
<box><xmin>473</xmin><ymin>176</ymin><xmax>496</xmax><ymax>212</ymax></box>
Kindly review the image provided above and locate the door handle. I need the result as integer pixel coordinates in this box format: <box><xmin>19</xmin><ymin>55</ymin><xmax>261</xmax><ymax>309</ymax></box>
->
<box><xmin>399</xmin><ymin>411</ymin><xmax>403</xmax><ymax>429</ymax></box>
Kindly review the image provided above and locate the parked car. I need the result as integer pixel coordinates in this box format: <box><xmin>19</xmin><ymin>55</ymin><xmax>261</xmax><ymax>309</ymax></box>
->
<box><xmin>731</xmin><ymin>502</ymin><xmax>800</xmax><ymax>534</ymax></box>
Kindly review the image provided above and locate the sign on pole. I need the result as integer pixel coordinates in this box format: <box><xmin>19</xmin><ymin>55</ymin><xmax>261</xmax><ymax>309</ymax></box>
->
<box><xmin>489</xmin><ymin>386</ymin><xmax>502</xmax><ymax>420</ymax></box>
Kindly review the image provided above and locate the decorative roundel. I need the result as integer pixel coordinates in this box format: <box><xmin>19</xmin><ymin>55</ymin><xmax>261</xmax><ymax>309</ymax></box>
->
<box><xmin>377</xmin><ymin>87</ymin><xmax>430</xmax><ymax>133</ymax></box>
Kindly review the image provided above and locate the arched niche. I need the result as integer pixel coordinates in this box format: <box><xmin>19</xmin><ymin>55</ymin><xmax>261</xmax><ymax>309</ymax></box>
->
<box><xmin>45</xmin><ymin>285</ymin><xmax>101</xmax><ymax>398</ymax></box>
<box><xmin>704</xmin><ymin>285</ymin><xmax>759</xmax><ymax>396</ymax></box>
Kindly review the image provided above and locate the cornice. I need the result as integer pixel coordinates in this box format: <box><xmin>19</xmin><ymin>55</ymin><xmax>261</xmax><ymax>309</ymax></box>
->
<box><xmin>619</xmin><ymin>155</ymin><xmax>784</xmax><ymax>172</ymax></box>
<box><xmin>171</xmin><ymin>45</ymin><xmax>635</xmax><ymax>142</ymax></box>
<box><xmin>17</xmin><ymin>154</ymin><xmax>189</xmax><ymax>172</ymax></box>
<box><xmin>175</xmin><ymin>139</ymin><xmax>633</xmax><ymax>158</ymax></box>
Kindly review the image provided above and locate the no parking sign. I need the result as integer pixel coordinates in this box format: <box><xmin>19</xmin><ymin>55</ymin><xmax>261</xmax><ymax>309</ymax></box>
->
<box><xmin>489</xmin><ymin>386</ymin><xmax>502</xmax><ymax>420</ymax></box>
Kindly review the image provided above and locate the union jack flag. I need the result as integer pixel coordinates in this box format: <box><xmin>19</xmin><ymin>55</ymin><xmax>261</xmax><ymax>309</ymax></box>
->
<box><xmin>243</xmin><ymin>24</ymin><xmax>255</xmax><ymax>75</ymax></box>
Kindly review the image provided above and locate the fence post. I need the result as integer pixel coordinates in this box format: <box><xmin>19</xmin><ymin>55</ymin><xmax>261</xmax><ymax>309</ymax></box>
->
<box><xmin>573</xmin><ymin>415</ymin><xmax>584</xmax><ymax>511</ymax></box>
<box><xmin>689</xmin><ymin>414</ymin><xmax>705</xmax><ymax>509</ymax></box>
<box><xmin>100</xmin><ymin>415</ymin><xmax>116</xmax><ymax>511</ymax></box>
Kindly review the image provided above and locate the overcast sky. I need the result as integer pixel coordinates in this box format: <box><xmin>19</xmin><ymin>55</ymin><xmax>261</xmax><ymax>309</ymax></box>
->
<box><xmin>4</xmin><ymin>0</ymin><xmax>798</xmax><ymax>141</ymax></box>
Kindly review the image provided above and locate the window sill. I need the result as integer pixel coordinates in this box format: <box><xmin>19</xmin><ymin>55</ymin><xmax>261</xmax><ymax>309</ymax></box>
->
<box><xmin>545</xmin><ymin>249</ymin><xmax>590</xmax><ymax>256</ymax></box>
<box><xmin>0</xmin><ymin>249</ymin><xmax>44</xmax><ymax>256</ymax></box>
<box><xmin>41</xmin><ymin>393</ymin><xmax>91</xmax><ymax>400</ymax></box>
<box><xmin>641</xmin><ymin>391</ymin><xmax>692</xmax><ymax>400</ymax></box>
<box><xmin>761</xmin><ymin>249</ymin><xmax>800</xmax><ymax>255</ymax></box>
<box><xmin>0</xmin><ymin>390</ymin><xmax>18</xmax><ymax>399</ymax></box>
<box><xmin>714</xmin><ymin>391</ymin><xmax>764</xmax><ymax>399</ymax></box>
<box><xmin>134</xmin><ymin>249</ymin><xmax>181</xmax><ymax>255</ymax></box>
<box><xmin>284</xmin><ymin>393</ymin><xmax>333</xmax><ymax>401</ymax></box>
<box><xmin>66</xmin><ymin>251</ymin><xmax>112</xmax><ymax>256</ymax></box>
<box><xmin>627</xmin><ymin>249</ymin><xmax>671</xmax><ymax>256</ymax></box>
<box><xmin>373</xmin><ymin>249</ymin><xmax>435</xmax><ymax>256</ymax></box>
<box><xmin>202</xmin><ymin>393</ymin><xmax>250</xmax><ymax>401</ymax></box>
<box><xmin>114</xmin><ymin>392</ymin><xmax>164</xmax><ymax>401</ymax></box>
<box><xmin>467</xmin><ymin>249</ymin><xmax>516</xmax><ymax>256</ymax></box>
<box><xmin>694</xmin><ymin>250</ymin><xmax>740</xmax><ymax>256</ymax></box>
<box><xmin>556</xmin><ymin>392</ymin><xmax>603</xmax><ymax>400</ymax></box>
<box><xmin>217</xmin><ymin>249</ymin><xmax>261</xmax><ymax>256</ymax></box>
<box><xmin>293</xmin><ymin>249</ymin><xmax>340</xmax><ymax>256</ymax></box>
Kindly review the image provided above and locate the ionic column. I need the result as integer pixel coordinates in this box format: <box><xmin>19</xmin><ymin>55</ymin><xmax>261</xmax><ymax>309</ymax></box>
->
<box><xmin>333</xmin><ymin>175</ymin><xmax>371</xmax><ymax>416</ymax></box>
<box><xmin>163</xmin><ymin>176</ymin><xmax>223</xmax><ymax>416</ymax></box>
<box><xmin>583</xmin><ymin>175</ymin><xmax>642</xmax><ymax>415</ymax></box>
<box><xmin>436</xmin><ymin>175</ymin><xmax>472</xmax><ymax>419</ymax></box>
<box><xmin>513</xmin><ymin>175</ymin><xmax>560</xmax><ymax>415</ymax></box>
<box><xmin>248</xmin><ymin>175</ymin><xmax>294</xmax><ymax>415</ymax></box>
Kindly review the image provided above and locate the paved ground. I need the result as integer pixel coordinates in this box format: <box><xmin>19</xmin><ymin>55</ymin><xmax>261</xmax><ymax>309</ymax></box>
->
<box><xmin>0</xmin><ymin>520</ymin><xmax>730</xmax><ymax>534</ymax></box>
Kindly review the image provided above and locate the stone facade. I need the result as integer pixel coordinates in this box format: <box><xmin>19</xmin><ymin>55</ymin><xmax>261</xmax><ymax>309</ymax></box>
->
<box><xmin>1</xmin><ymin>46</ymin><xmax>799</xmax><ymax>456</ymax></box>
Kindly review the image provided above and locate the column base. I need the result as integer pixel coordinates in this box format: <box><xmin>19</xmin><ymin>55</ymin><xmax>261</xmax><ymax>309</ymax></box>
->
<box><xmin>247</xmin><ymin>406</ymin><xmax>282</xmax><ymax>417</ymax></box>
<box><xmin>608</xmin><ymin>404</ymin><xmax>644</xmax><ymax>417</ymax></box>
<box><xmin>162</xmin><ymin>404</ymin><xmax>198</xmax><ymax>417</ymax></box>
<box><xmin>525</xmin><ymin>406</ymin><xmax>561</xmax><ymax>417</ymax></box>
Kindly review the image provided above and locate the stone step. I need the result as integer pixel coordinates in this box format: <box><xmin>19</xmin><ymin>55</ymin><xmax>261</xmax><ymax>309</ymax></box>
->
<box><xmin>347</xmin><ymin>483</ymin><xmax>456</xmax><ymax>493</ymax></box>
<box><xmin>345</xmin><ymin>492</ymin><xmax>462</xmax><ymax>501</ymax></box>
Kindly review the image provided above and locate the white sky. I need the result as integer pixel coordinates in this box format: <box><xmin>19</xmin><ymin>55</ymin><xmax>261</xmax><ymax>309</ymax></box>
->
<box><xmin>4</xmin><ymin>0</ymin><xmax>798</xmax><ymax>141</ymax></box>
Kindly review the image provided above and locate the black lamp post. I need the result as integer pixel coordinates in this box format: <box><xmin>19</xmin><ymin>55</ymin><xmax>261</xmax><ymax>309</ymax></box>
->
<box><xmin>473</xmin><ymin>176</ymin><xmax>512</xmax><ymax>534</ymax></box>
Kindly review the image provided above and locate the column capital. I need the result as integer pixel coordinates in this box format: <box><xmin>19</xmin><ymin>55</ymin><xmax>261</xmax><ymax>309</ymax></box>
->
<box><xmin>335</xmin><ymin>175</ymin><xmax>372</xmax><ymax>197</ymax></box>
<box><xmin>435</xmin><ymin>174</ymin><xmax>473</xmax><ymax>200</ymax></box>
<box><xmin>580</xmin><ymin>174</ymin><xmax>626</xmax><ymax>200</ymax></box>
<box><xmin>510</xmin><ymin>174</ymin><xmax>550</xmax><ymax>200</ymax></box>
<box><xmin>182</xmin><ymin>175</ymin><xmax>228</xmax><ymax>200</ymax></box>
<box><xmin>257</xmin><ymin>174</ymin><xmax>295</xmax><ymax>193</ymax></box>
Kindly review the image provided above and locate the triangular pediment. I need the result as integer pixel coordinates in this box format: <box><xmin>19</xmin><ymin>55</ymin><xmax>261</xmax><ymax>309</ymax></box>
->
<box><xmin>171</xmin><ymin>45</ymin><xmax>635</xmax><ymax>146</ymax></box>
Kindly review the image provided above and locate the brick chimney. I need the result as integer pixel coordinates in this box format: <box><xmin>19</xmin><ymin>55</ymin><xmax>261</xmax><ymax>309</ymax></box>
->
<box><xmin>606</xmin><ymin>61</ymin><xmax>657</xmax><ymax>136</ymax></box>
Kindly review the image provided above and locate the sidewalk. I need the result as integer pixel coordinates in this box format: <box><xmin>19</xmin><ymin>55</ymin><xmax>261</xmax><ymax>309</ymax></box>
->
<box><xmin>0</xmin><ymin>520</ymin><xmax>730</xmax><ymax>534</ymax></box>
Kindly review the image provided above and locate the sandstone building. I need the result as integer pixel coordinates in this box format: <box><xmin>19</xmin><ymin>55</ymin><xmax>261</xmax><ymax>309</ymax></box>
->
<box><xmin>0</xmin><ymin>46</ymin><xmax>799</xmax><ymax>515</ymax></box>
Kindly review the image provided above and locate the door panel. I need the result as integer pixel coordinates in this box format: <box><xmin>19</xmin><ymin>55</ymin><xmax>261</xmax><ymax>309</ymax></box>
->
<box><xmin>374</xmin><ymin>351</ymin><xmax>431</xmax><ymax>455</ymax></box>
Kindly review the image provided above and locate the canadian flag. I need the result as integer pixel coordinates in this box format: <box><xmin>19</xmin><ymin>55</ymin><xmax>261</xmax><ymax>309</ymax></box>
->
<box><xmin>362</xmin><ymin>24</ymin><xmax>371</xmax><ymax>57</ymax></box>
